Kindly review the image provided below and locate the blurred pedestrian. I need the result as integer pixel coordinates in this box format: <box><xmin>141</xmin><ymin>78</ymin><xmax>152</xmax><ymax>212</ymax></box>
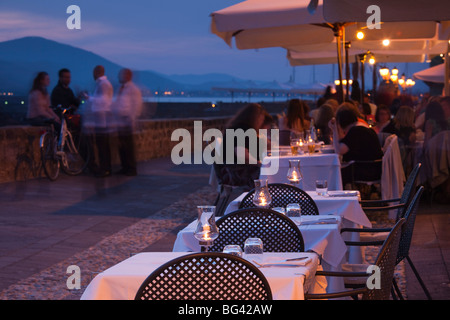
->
<box><xmin>111</xmin><ymin>68</ymin><xmax>142</xmax><ymax>176</ymax></box>
<box><xmin>82</xmin><ymin>65</ymin><xmax>114</xmax><ymax>177</ymax></box>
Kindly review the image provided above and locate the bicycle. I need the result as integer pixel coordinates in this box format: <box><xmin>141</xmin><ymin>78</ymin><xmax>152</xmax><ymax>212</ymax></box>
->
<box><xmin>39</xmin><ymin>106</ymin><xmax>91</xmax><ymax>181</ymax></box>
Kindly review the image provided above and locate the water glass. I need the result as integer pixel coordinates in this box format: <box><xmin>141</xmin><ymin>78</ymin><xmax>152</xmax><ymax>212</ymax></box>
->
<box><xmin>223</xmin><ymin>245</ymin><xmax>243</xmax><ymax>258</ymax></box>
<box><xmin>286</xmin><ymin>203</ymin><xmax>301</xmax><ymax>218</ymax></box>
<box><xmin>244</xmin><ymin>238</ymin><xmax>264</xmax><ymax>262</ymax></box>
<box><xmin>315</xmin><ymin>180</ymin><xmax>328</xmax><ymax>196</ymax></box>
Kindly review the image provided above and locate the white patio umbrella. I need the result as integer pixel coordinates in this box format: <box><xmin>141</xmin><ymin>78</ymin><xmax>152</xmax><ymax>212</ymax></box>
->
<box><xmin>413</xmin><ymin>63</ymin><xmax>445</xmax><ymax>84</ymax></box>
<box><xmin>210</xmin><ymin>0</ymin><xmax>446</xmax><ymax>100</ymax></box>
<box><xmin>318</xmin><ymin>0</ymin><xmax>450</xmax><ymax>94</ymax></box>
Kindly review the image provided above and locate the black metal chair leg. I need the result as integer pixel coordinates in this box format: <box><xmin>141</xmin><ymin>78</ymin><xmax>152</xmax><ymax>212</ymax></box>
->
<box><xmin>392</xmin><ymin>278</ymin><xmax>404</xmax><ymax>300</ymax></box>
<box><xmin>406</xmin><ymin>255</ymin><xmax>432</xmax><ymax>300</ymax></box>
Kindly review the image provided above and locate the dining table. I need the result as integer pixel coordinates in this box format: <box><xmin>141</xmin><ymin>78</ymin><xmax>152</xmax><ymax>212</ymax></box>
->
<box><xmin>259</xmin><ymin>146</ymin><xmax>343</xmax><ymax>191</ymax></box>
<box><xmin>80</xmin><ymin>251</ymin><xmax>326</xmax><ymax>300</ymax></box>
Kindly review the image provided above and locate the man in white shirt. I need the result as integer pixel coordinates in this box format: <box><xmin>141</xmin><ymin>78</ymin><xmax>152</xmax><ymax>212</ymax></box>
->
<box><xmin>83</xmin><ymin>65</ymin><xmax>114</xmax><ymax>177</ymax></box>
<box><xmin>112</xmin><ymin>68</ymin><xmax>142</xmax><ymax>176</ymax></box>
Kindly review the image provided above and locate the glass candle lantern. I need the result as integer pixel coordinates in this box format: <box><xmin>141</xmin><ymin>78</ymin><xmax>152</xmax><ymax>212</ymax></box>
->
<box><xmin>194</xmin><ymin>206</ymin><xmax>219</xmax><ymax>252</ymax></box>
<box><xmin>287</xmin><ymin>159</ymin><xmax>302</xmax><ymax>185</ymax></box>
<box><xmin>252</xmin><ymin>179</ymin><xmax>272</xmax><ymax>208</ymax></box>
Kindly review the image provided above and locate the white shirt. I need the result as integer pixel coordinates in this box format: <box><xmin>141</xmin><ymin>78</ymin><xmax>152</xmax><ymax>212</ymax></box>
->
<box><xmin>112</xmin><ymin>81</ymin><xmax>142</xmax><ymax>127</ymax></box>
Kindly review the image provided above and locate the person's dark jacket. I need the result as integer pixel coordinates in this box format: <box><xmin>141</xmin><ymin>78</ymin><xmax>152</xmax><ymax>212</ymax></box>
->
<box><xmin>51</xmin><ymin>81</ymin><xmax>80</xmax><ymax>110</ymax></box>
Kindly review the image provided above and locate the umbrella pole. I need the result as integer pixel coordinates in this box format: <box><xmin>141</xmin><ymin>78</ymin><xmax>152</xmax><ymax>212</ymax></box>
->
<box><xmin>334</xmin><ymin>25</ymin><xmax>344</xmax><ymax>103</ymax></box>
<box><xmin>345</xmin><ymin>41</ymin><xmax>351</xmax><ymax>101</ymax></box>
<box><xmin>446</xmin><ymin>40</ymin><xmax>450</xmax><ymax>96</ymax></box>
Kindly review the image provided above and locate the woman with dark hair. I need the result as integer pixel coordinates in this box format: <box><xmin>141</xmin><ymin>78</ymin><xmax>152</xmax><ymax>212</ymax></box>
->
<box><xmin>27</xmin><ymin>71</ymin><xmax>60</xmax><ymax>125</ymax></box>
<box><xmin>329</xmin><ymin>104</ymin><xmax>383</xmax><ymax>187</ymax></box>
<box><xmin>218</xmin><ymin>103</ymin><xmax>267</xmax><ymax>190</ymax></box>
<box><xmin>278</xmin><ymin>99</ymin><xmax>310</xmax><ymax>135</ymax></box>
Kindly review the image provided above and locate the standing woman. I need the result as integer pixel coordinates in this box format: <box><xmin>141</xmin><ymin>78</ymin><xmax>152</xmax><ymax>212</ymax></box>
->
<box><xmin>27</xmin><ymin>71</ymin><xmax>61</xmax><ymax>125</ymax></box>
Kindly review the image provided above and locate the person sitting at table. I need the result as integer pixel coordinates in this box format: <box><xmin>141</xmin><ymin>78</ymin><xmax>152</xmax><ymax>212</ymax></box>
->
<box><xmin>278</xmin><ymin>99</ymin><xmax>310</xmax><ymax>137</ymax></box>
<box><xmin>329</xmin><ymin>106</ymin><xmax>384</xmax><ymax>189</ymax></box>
<box><xmin>315</xmin><ymin>104</ymin><xmax>334</xmax><ymax>144</ymax></box>
<box><xmin>393</xmin><ymin>105</ymin><xmax>417</xmax><ymax>176</ymax></box>
<box><xmin>373</xmin><ymin>105</ymin><xmax>396</xmax><ymax>134</ymax></box>
<box><xmin>424</xmin><ymin>100</ymin><xmax>450</xmax><ymax>143</ymax></box>
<box><xmin>217</xmin><ymin>103</ymin><xmax>268</xmax><ymax>190</ymax></box>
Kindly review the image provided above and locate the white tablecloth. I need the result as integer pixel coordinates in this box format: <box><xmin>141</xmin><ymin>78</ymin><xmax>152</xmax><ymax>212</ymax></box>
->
<box><xmin>80</xmin><ymin>252</ymin><xmax>324</xmax><ymax>300</ymax></box>
<box><xmin>225</xmin><ymin>191</ymin><xmax>371</xmax><ymax>228</ymax></box>
<box><xmin>172</xmin><ymin>215</ymin><xmax>346</xmax><ymax>269</ymax></box>
<box><xmin>260</xmin><ymin>153</ymin><xmax>343</xmax><ymax>191</ymax></box>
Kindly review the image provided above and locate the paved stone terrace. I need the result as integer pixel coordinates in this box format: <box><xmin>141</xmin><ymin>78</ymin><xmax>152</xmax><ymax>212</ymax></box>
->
<box><xmin>0</xmin><ymin>157</ymin><xmax>448</xmax><ymax>300</ymax></box>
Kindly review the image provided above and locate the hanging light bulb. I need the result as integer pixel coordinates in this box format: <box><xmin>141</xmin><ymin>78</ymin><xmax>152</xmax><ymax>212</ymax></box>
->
<box><xmin>382</xmin><ymin>39</ymin><xmax>390</xmax><ymax>46</ymax></box>
<box><xmin>356</xmin><ymin>31</ymin><xmax>365</xmax><ymax>40</ymax></box>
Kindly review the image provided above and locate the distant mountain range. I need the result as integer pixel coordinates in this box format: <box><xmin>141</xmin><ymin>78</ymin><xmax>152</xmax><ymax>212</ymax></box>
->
<box><xmin>0</xmin><ymin>36</ymin><xmax>265</xmax><ymax>96</ymax></box>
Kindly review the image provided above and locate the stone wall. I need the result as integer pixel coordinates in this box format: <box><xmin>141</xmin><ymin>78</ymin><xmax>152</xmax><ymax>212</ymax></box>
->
<box><xmin>0</xmin><ymin>117</ymin><xmax>229</xmax><ymax>183</ymax></box>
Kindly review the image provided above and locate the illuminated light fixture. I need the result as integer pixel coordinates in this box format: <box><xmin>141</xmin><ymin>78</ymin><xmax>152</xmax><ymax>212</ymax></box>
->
<box><xmin>390</xmin><ymin>74</ymin><xmax>398</xmax><ymax>83</ymax></box>
<box><xmin>382</xmin><ymin>39</ymin><xmax>390</xmax><ymax>46</ymax></box>
<box><xmin>379</xmin><ymin>66</ymin><xmax>390</xmax><ymax>82</ymax></box>
<box><xmin>334</xmin><ymin>79</ymin><xmax>340</xmax><ymax>86</ymax></box>
<box><xmin>369</xmin><ymin>56</ymin><xmax>376</xmax><ymax>64</ymax></box>
<box><xmin>356</xmin><ymin>31</ymin><xmax>365</xmax><ymax>40</ymax></box>
<box><xmin>392</xmin><ymin>67</ymin><xmax>399</xmax><ymax>76</ymax></box>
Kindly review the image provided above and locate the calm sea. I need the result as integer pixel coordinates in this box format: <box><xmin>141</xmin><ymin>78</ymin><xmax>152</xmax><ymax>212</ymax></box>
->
<box><xmin>142</xmin><ymin>95</ymin><xmax>317</xmax><ymax>104</ymax></box>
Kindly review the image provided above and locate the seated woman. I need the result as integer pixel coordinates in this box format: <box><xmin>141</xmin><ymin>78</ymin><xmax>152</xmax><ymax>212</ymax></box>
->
<box><xmin>329</xmin><ymin>106</ymin><xmax>384</xmax><ymax>188</ymax></box>
<box><xmin>373</xmin><ymin>105</ymin><xmax>396</xmax><ymax>134</ymax></box>
<box><xmin>217</xmin><ymin>103</ymin><xmax>267</xmax><ymax>190</ymax></box>
<box><xmin>278</xmin><ymin>99</ymin><xmax>310</xmax><ymax>137</ymax></box>
<box><xmin>27</xmin><ymin>71</ymin><xmax>61</xmax><ymax>127</ymax></box>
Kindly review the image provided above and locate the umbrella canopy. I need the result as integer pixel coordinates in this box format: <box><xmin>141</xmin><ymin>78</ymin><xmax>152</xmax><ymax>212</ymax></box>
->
<box><xmin>413</xmin><ymin>63</ymin><xmax>445</xmax><ymax>83</ymax></box>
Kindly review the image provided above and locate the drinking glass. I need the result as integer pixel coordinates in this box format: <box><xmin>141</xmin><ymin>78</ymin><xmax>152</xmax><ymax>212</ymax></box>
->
<box><xmin>286</xmin><ymin>203</ymin><xmax>301</xmax><ymax>218</ymax></box>
<box><xmin>223</xmin><ymin>245</ymin><xmax>243</xmax><ymax>258</ymax></box>
<box><xmin>244</xmin><ymin>238</ymin><xmax>264</xmax><ymax>262</ymax></box>
<box><xmin>290</xmin><ymin>139</ymin><xmax>299</xmax><ymax>155</ymax></box>
<box><xmin>315</xmin><ymin>180</ymin><xmax>328</xmax><ymax>196</ymax></box>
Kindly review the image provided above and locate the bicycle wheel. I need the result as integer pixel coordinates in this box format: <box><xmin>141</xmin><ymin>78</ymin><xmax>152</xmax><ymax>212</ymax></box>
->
<box><xmin>40</xmin><ymin>132</ymin><xmax>60</xmax><ymax>181</ymax></box>
<box><xmin>61</xmin><ymin>131</ymin><xmax>88</xmax><ymax>175</ymax></box>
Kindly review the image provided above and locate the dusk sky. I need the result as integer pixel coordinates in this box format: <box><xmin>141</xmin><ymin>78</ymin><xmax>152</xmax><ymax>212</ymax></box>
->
<box><xmin>0</xmin><ymin>0</ymin><xmax>434</xmax><ymax>90</ymax></box>
<box><xmin>0</xmin><ymin>0</ymin><xmax>311</xmax><ymax>83</ymax></box>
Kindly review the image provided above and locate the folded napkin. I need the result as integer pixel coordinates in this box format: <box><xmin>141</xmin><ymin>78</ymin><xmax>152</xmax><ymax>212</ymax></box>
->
<box><xmin>327</xmin><ymin>191</ymin><xmax>359</xmax><ymax>197</ymax></box>
<box><xmin>300</xmin><ymin>218</ymin><xmax>338</xmax><ymax>225</ymax></box>
<box><xmin>258</xmin><ymin>257</ymin><xmax>312</xmax><ymax>267</ymax></box>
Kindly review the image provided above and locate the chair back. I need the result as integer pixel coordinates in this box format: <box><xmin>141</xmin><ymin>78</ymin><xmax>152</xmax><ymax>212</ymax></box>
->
<box><xmin>396</xmin><ymin>186</ymin><xmax>424</xmax><ymax>265</ymax></box>
<box><xmin>238</xmin><ymin>183</ymin><xmax>319</xmax><ymax>215</ymax></box>
<box><xmin>381</xmin><ymin>135</ymin><xmax>405</xmax><ymax>211</ymax></box>
<box><xmin>364</xmin><ymin>218</ymin><xmax>405</xmax><ymax>300</ymax></box>
<box><xmin>209</xmin><ymin>208</ymin><xmax>305</xmax><ymax>253</ymax></box>
<box><xmin>395</xmin><ymin>163</ymin><xmax>422</xmax><ymax>220</ymax></box>
<box><xmin>135</xmin><ymin>252</ymin><xmax>272</xmax><ymax>300</ymax></box>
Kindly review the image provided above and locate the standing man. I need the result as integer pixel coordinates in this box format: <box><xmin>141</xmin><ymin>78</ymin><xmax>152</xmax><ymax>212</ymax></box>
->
<box><xmin>83</xmin><ymin>65</ymin><xmax>114</xmax><ymax>177</ymax></box>
<box><xmin>51</xmin><ymin>68</ymin><xmax>80</xmax><ymax>111</ymax></box>
<box><xmin>112</xmin><ymin>68</ymin><xmax>142</xmax><ymax>176</ymax></box>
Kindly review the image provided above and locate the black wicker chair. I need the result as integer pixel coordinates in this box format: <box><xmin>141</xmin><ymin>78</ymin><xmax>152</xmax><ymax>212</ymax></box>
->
<box><xmin>208</xmin><ymin>208</ymin><xmax>305</xmax><ymax>253</ymax></box>
<box><xmin>359</xmin><ymin>163</ymin><xmax>422</xmax><ymax>221</ymax></box>
<box><xmin>238</xmin><ymin>183</ymin><xmax>319</xmax><ymax>216</ymax></box>
<box><xmin>134</xmin><ymin>252</ymin><xmax>272</xmax><ymax>300</ymax></box>
<box><xmin>340</xmin><ymin>186</ymin><xmax>432</xmax><ymax>300</ymax></box>
<box><xmin>305</xmin><ymin>218</ymin><xmax>405</xmax><ymax>300</ymax></box>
